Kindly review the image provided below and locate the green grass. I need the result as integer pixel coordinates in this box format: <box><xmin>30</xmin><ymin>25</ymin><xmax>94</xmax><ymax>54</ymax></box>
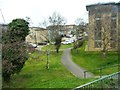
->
<box><xmin>3</xmin><ymin>50</ymin><xmax>95</xmax><ymax>88</ymax></box>
<box><xmin>41</xmin><ymin>44</ymin><xmax>73</xmax><ymax>51</ymax></box>
<box><xmin>71</xmin><ymin>41</ymin><xmax>119</xmax><ymax>76</ymax></box>
<box><xmin>60</xmin><ymin>44</ymin><xmax>73</xmax><ymax>49</ymax></box>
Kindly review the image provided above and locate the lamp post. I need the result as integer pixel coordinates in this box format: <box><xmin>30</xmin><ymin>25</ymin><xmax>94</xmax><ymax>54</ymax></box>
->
<box><xmin>0</xmin><ymin>9</ymin><xmax>5</xmax><ymax>88</ymax></box>
<box><xmin>0</xmin><ymin>24</ymin><xmax>2</xmax><ymax>90</ymax></box>
<box><xmin>0</xmin><ymin>9</ymin><xmax>5</xmax><ymax>23</ymax></box>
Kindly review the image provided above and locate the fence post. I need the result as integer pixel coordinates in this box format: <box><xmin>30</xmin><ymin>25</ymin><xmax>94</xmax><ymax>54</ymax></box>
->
<box><xmin>100</xmin><ymin>68</ymin><xmax>102</xmax><ymax>78</ymax></box>
<box><xmin>84</xmin><ymin>71</ymin><xmax>87</xmax><ymax>78</ymax></box>
<box><xmin>46</xmin><ymin>50</ymin><xmax>50</xmax><ymax>70</ymax></box>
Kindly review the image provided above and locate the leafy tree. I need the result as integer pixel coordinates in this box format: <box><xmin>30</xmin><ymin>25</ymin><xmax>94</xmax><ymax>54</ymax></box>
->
<box><xmin>2</xmin><ymin>18</ymin><xmax>29</xmax><ymax>82</ymax></box>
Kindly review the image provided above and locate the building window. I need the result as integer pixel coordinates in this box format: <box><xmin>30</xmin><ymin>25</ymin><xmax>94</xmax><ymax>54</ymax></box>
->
<box><xmin>111</xmin><ymin>17</ymin><xmax>116</xmax><ymax>20</ymax></box>
<box><xmin>95</xmin><ymin>31</ymin><xmax>101</xmax><ymax>40</ymax></box>
<box><xmin>96</xmin><ymin>17</ymin><xmax>101</xmax><ymax>20</ymax></box>
<box><xmin>112</xmin><ymin>6</ymin><xmax>118</xmax><ymax>13</ymax></box>
<box><xmin>111</xmin><ymin>15</ymin><xmax>117</xmax><ymax>43</ymax></box>
<box><xmin>95</xmin><ymin>16</ymin><xmax>101</xmax><ymax>41</ymax></box>
<box><xmin>95</xmin><ymin>16</ymin><xmax>101</xmax><ymax>30</ymax></box>
<box><xmin>111</xmin><ymin>16</ymin><xmax>116</xmax><ymax>28</ymax></box>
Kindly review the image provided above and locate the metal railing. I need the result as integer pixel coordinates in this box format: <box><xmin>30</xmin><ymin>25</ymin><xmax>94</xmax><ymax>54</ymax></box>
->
<box><xmin>84</xmin><ymin>64</ymin><xmax>120</xmax><ymax>78</ymax></box>
<box><xmin>73</xmin><ymin>71</ymin><xmax>120</xmax><ymax>89</ymax></box>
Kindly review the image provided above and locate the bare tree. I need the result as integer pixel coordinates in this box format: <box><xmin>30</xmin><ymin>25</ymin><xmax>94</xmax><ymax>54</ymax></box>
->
<box><xmin>39</xmin><ymin>20</ymin><xmax>51</xmax><ymax>69</ymax></box>
<box><xmin>49</xmin><ymin>12</ymin><xmax>66</xmax><ymax>25</ymax></box>
<box><xmin>39</xmin><ymin>19</ymin><xmax>48</xmax><ymax>29</ymax></box>
<box><xmin>102</xmin><ymin>15</ymin><xmax>117</xmax><ymax>55</ymax></box>
<box><xmin>48</xmin><ymin>12</ymin><xmax>66</xmax><ymax>53</ymax></box>
<box><xmin>88</xmin><ymin>14</ymin><xmax>118</xmax><ymax>57</ymax></box>
<box><xmin>73</xmin><ymin>18</ymin><xmax>85</xmax><ymax>53</ymax></box>
<box><xmin>75</xmin><ymin>18</ymin><xmax>86</xmax><ymax>39</ymax></box>
<box><xmin>75</xmin><ymin>18</ymin><xmax>85</xmax><ymax>26</ymax></box>
<box><xmin>25</xmin><ymin>16</ymin><xmax>33</xmax><ymax>26</ymax></box>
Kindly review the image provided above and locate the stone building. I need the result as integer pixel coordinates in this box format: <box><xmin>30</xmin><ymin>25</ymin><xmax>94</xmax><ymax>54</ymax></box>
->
<box><xmin>86</xmin><ymin>2</ymin><xmax>120</xmax><ymax>51</ymax></box>
<box><xmin>26</xmin><ymin>27</ymin><xmax>48</xmax><ymax>44</ymax></box>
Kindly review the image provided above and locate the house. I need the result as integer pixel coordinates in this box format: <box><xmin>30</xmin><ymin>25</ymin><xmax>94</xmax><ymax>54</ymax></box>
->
<box><xmin>47</xmin><ymin>24</ymin><xmax>76</xmax><ymax>41</ymax></box>
<box><xmin>86</xmin><ymin>2</ymin><xmax>120</xmax><ymax>51</ymax></box>
<box><xmin>26</xmin><ymin>27</ymin><xmax>48</xmax><ymax>44</ymax></box>
<box><xmin>65</xmin><ymin>24</ymin><xmax>76</xmax><ymax>35</ymax></box>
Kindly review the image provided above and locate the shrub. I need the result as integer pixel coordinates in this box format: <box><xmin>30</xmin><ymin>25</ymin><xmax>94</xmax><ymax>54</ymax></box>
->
<box><xmin>2</xmin><ymin>18</ymin><xmax>29</xmax><ymax>82</ymax></box>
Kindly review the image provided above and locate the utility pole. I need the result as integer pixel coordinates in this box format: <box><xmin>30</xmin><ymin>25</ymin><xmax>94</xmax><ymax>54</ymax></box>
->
<box><xmin>0</xmin><ymin>9</ymin><xmax>5</xmax><ymax>23</ymax></box>
<box><xmin>0</xmin><ymin>8</ymin><xmax>5</xmax><ymax>90</ymax></box>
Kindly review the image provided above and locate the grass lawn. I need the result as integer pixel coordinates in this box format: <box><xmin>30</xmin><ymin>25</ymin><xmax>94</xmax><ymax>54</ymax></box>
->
<box><xmin>71</xmin><ymin>41</ymin><xmax>119</xmax><ymax>76</ymax></box>
<box><xmin>3</xmin><ymin>50</ymin><xmax>95</xmax><ymax>88</ymax></box>
<box><xmin>41</xmin><ymin>44</ymin><xmax>73</xmax><ymax>51</ymax></box>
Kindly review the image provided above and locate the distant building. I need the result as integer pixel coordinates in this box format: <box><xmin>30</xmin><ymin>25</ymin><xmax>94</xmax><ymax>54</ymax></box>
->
<box><xmin>0</xmin><ymin>24</ymin><xmax>8</xmax><ymax>42</ymax></box>
<box><xmin>26</xmin><ymin>27</ymin><xmax>48</xmax><ymax>44</ymax></box>
<box><xmin>86</xmin><ymin>2</ymin><xmax>120</xmax><ymax>51</ymax></box>
<box><xmin>47</xmin><ymin>25</ymin><xmax>65</xmax><ymax>41</ymax></box>
<box><xmin>65</xmin><ymin>24</ymin><xmax>76</xmax><ymax>34</ymax></box>
<box><xmin>0</xmin><ymin>24</ymin><xmax>8</xmax><ymax>31</ymax></box>
<box><xmin>47</xmin><ymin>24</ymin><xmax>76</xmax><ymax>41</ymax></box>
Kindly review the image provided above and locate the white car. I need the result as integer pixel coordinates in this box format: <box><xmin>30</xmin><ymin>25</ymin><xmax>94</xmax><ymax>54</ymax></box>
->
<box><xmin>29</xmin><ymin>43</ymin><xmax>37</xmax><ymax>48</ymax></box>
<box><xmin>32</xmin><ymin>44</ymin><xmax>37</xmax><ymax>48</ymax></box>
<box><xmin>61</xmin><ymin>40</ymin><xmax>72</xmax><ymax>44</ymax></box>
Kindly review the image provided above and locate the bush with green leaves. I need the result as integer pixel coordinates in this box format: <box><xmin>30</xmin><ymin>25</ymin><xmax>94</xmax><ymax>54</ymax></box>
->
<box><xmin>2</xmin><ymin>18</ymin><xmax>29</xmax><ymax>82</ymax></box>
<box><xmin>8</xmin><ymin>18</ymin><xmax>29</xmax><ymax>41</ymax></box>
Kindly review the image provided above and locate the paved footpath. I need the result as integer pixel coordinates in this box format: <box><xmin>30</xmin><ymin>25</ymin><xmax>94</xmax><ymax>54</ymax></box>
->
<box><xmin>62</xmin><ymin>48</ymin><xmax>94</xmax><ymax>78</ymax></box>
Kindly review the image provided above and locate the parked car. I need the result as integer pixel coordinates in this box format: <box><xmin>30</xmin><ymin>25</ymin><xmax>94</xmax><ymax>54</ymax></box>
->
<box><xmin>61</xmin><ymin>40</ymin><xmax>72</xmax><ymax>44</ymax></box>
<box><xmin>78</xmin><ymin>36</ymin><xmax>83</xmax><ymax>40</ymax></box>
<box><xmin>38</xmin><ymin>42</ymin><xmax>47</xmax><ymax>45</ymax></box>
<box><xmin>29</xmin><ymin>43</ymin><xmax>37</xmax><ymax>48</ymax></box>
<box><xmin>51</xmin><ymin>42</ymin><xmax>55</xmax><ymax>44</ymax></box>
<box><xmin>66</xmin><ymin>34</ymin><xmax>73</xmax><ymax>38</ymax></box>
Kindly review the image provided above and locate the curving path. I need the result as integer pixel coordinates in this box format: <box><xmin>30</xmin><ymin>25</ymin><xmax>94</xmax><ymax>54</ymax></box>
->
<box><xmin>62</xmin><ymin>48</ymin><xmax>94</xmax><ymax>78</ymax></box>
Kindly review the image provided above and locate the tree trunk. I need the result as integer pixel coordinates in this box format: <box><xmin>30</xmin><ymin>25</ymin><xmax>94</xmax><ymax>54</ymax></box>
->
<box><xmin>56</xmin><ymin>49</ymin><xmax>59</xmax><ymax>53</ymax></box>
<box><xmin>76</xmin><ymin>49</ymin><xmax>79</xmax><ymax>54</ymax></box>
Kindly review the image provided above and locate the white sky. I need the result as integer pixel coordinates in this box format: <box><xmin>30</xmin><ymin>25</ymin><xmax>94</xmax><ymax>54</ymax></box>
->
<box><xmin>0</xmin><ymin>0</ymin><xmax>119</xmax><ymax>26</ymax></box>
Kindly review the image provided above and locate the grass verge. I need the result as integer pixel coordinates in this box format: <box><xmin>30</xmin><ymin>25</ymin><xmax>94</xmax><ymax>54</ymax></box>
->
<box><xmin>3</xmin><ymin>50</ymin><xmax>95</xmax><ymax>88</ymax></box>
<box><xmin>71</xmin><ymin>41</ymin><xmax>119</xmax><ymax>76</ymax></box>
<box><xmin>41</xmin><ymin>44</ymin><xmax>73</xmax><ymax>51</ymax></box>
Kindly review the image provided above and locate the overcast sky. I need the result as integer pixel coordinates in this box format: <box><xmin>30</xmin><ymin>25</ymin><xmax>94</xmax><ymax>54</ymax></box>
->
<box><xmin>0</xmin><ymin>0</ymin><xmax>119</xmax><ymax>26</ymax></box>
